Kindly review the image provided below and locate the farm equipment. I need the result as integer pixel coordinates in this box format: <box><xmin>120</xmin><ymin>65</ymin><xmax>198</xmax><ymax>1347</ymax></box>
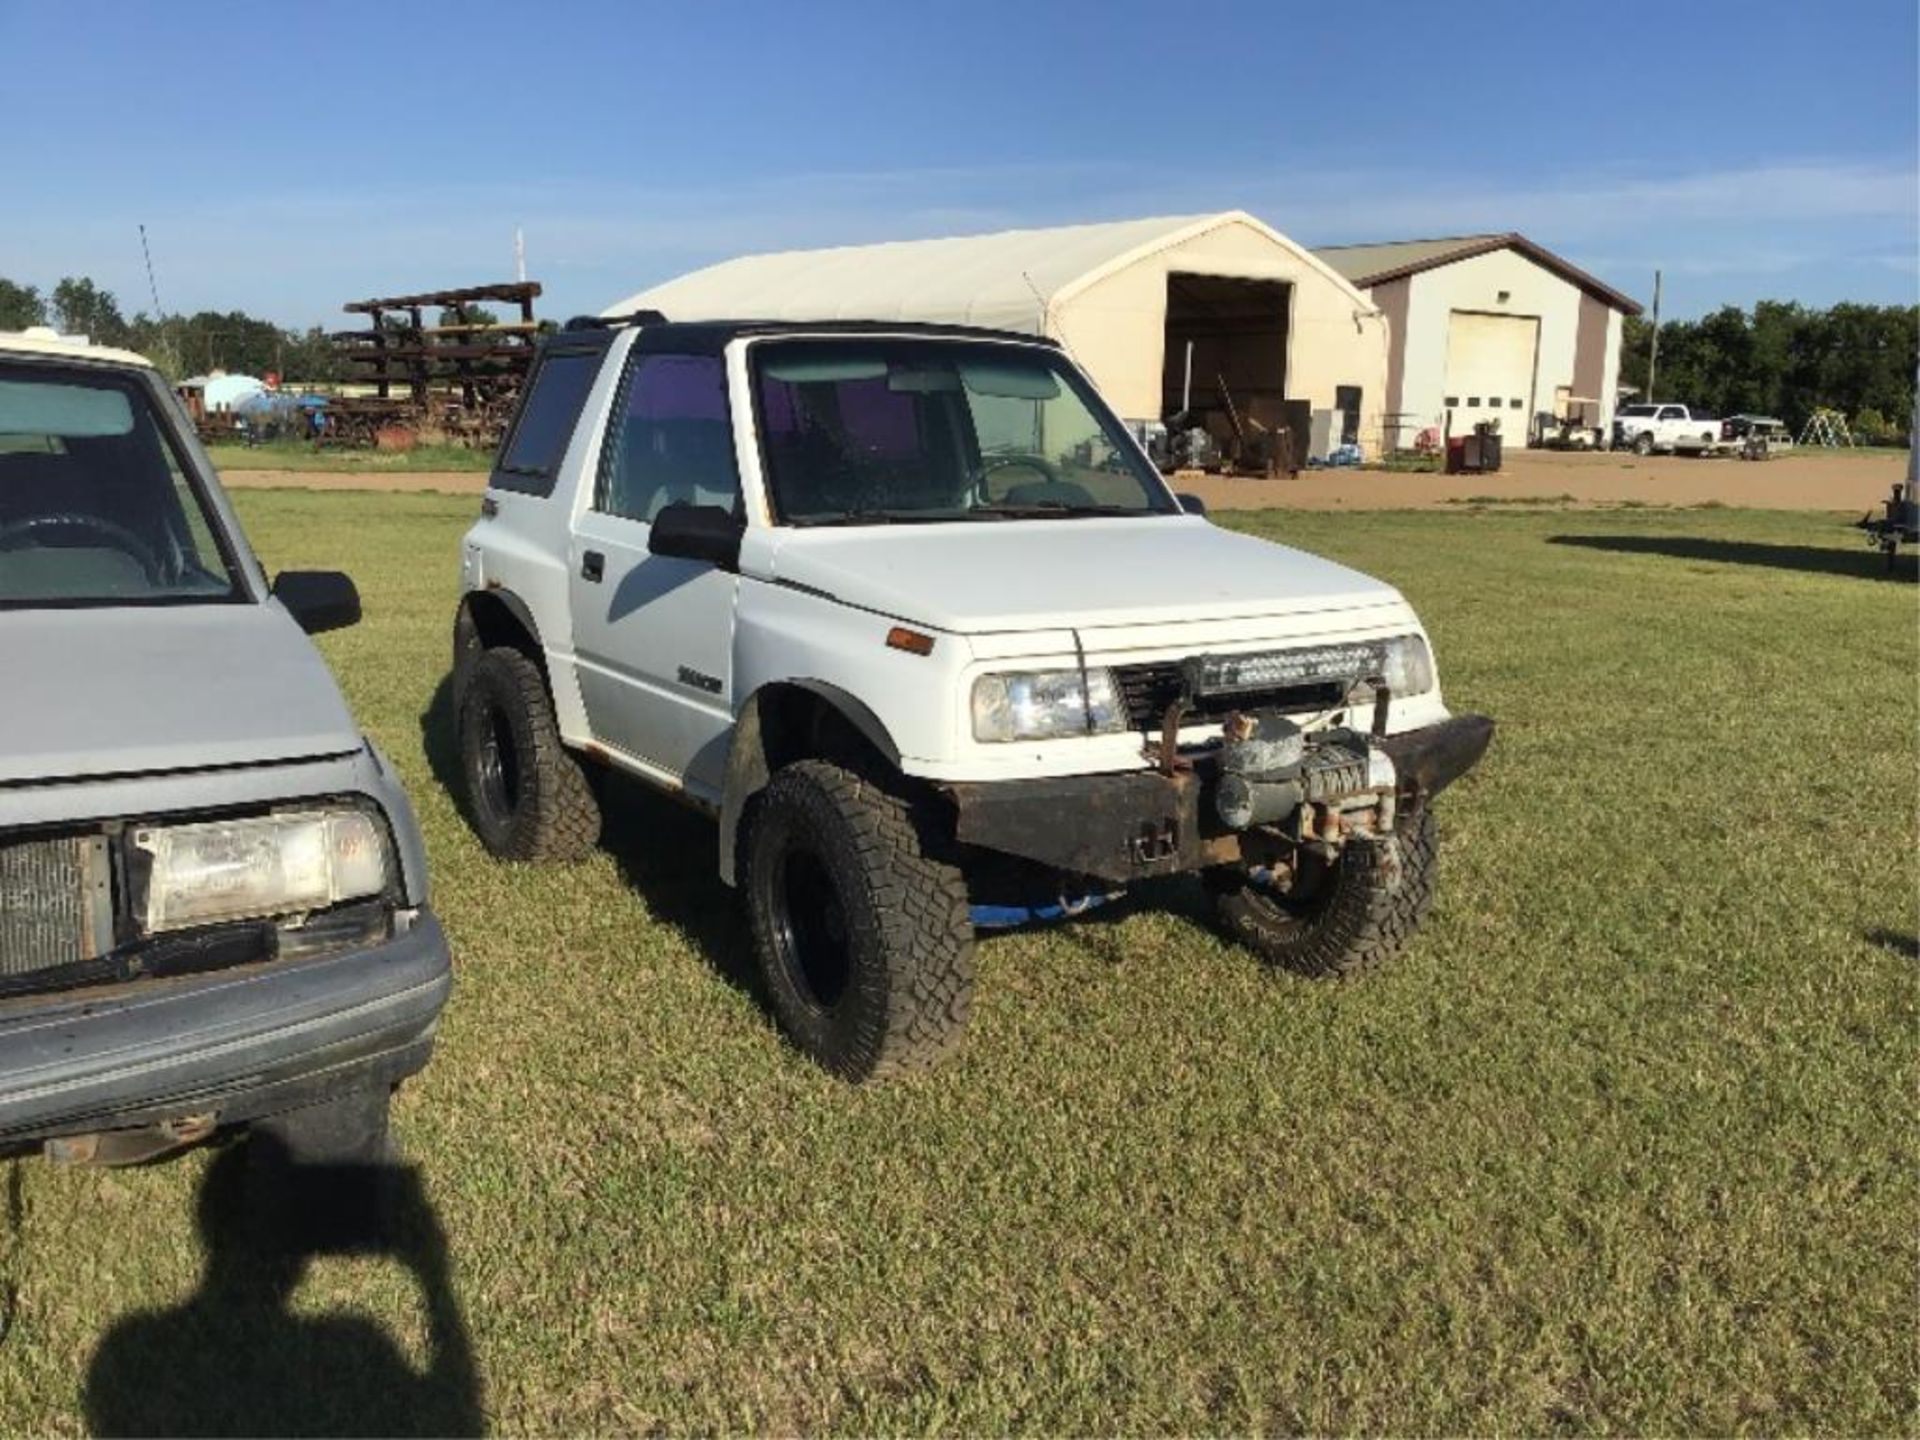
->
<box><xmin>1856</xmin><ymin>479</ymin><xmax>1919</xmax><ymax>569</ymax></box>
<box><xmin>325</xmin><ymin>281</ymin><xmax>545</xmax><ymax>449</ymax></box>
<box><xmin>1216</xmin><ymin>375</ymin><xmax>1298</xmax><ymax>478</ymax></box>
<box><xmin>1445</xmin><ymin>421</ymin><xmax>1503</xmax><ymax>474</ymax></box>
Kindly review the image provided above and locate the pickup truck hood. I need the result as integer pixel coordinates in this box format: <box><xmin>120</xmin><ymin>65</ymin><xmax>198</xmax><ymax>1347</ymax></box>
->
<box><xmin>0</xmin><ymin>603</ymin><xmax>361</xmax><ymax>785</ymax></box>
<box><xmin>764</xmin><ymin>516</ymin><xmax>1400</xmax><ymax>634</ymax></box>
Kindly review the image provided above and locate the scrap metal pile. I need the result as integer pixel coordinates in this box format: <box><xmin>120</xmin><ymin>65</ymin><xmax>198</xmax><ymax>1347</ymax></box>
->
<box><xmin>326</xmin><ymin>281</ymin><xmax>543</xmax><ymax>448</ymax></box>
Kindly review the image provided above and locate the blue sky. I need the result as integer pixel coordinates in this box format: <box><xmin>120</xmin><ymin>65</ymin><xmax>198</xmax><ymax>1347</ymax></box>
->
<box><xmin>4</xmin><ymin>0</ymin><xmax>1914</xmax><ymax>328</ymax></box>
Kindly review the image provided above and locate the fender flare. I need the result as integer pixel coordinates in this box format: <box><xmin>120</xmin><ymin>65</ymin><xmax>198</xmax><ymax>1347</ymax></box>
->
<box><xmin>716</xmin><ymin>680</ymin><xmax>904</xmax><ymax>886</ymax></box>
<box><xmin>455</xmin><ymin>586</ymin><xmax>543</xmax><ymax>656</ymax></box>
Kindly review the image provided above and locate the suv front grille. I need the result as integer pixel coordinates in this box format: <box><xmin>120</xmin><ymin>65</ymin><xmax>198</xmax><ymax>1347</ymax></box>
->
<box><xmin>1113</xmin><ymin>660</ymin><xmax>1347</xmax><ymax>729</ymax></box>
<box><xmin>0</xmin><ymin>835</ymin><xmax>113</xmax><ymax>980</ymax></box>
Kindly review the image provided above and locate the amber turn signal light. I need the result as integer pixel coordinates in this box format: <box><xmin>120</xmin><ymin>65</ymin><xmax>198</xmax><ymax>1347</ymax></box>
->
<box><xmin>885</xmin><ymin>626</ymin><xmax>935</xmax><ymax>656</ymax></box>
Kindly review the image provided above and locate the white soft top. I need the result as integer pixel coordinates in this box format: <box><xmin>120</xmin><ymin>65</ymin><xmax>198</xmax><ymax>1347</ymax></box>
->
<box><xmin>0</xmin><ymin>328</ymin><xmax>154</xmax><ymax>369</ymax></box>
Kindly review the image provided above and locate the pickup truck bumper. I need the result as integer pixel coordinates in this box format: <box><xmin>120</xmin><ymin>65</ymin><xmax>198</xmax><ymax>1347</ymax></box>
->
<box><xmin>0</xmin><ymin>911</ymin><xmax>452</xmax><ymax>1152</ymax></box>
<box><xmin>944</xmin><ymin>714</ymin><xmax>1494</xmax><ymax>886</ymax></box>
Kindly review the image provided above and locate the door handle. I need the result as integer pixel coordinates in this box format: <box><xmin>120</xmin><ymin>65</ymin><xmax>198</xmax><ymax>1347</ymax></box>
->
<box><xmin>580</xmin><ymin>550</ymin><xmax>604</xmax><ymax>583</ymax></box>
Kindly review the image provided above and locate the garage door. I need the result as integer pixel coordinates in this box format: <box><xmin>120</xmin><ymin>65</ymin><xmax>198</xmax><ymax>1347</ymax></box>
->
<box><xmin>1444</xmin><ymin>312</ymin><xmax>1539</xmax><ymax>429</ymax></box>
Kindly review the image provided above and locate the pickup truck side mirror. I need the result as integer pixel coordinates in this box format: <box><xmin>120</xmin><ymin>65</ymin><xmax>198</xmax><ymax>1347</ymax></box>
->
<box><xmin>272</xmin><ymin>570</ymin><xmax>361</xmax><ymax>634</ymax></box>
<box><xmin>649</xmin><ymin>504</ymin><xmax>743</xmax><ymax>569</ymax></box>
<box><xmin>1176</xmin><ymin>492</ymin><xmax>1208</xmax><ymax>516</ymax></box>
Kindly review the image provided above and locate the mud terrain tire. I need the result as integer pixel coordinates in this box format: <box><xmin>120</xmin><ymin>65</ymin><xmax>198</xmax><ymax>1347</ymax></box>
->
<box><xmin>1208</xmin><ymin>807</ymin><xmax>1438</xmax><ymax>978</ymax></box>
<box><xmin>745</xmin><ymin>761</ymin><xmax>973</xmax><ymax>1080</ymax></box>
<box><xmin>458</xmin><ymin>646</ymin><xmax>600</xmax><ymax>863</ymax></box>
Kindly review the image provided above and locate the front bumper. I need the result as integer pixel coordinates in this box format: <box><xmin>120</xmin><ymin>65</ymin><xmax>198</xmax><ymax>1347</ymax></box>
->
<box><xmin>0</xmin><ymin>910</ymin><xmax>451</xmax><ymax>1149</ymax></box>
<box><xmin>944</xmin><ymin>713</ymin><xmax>1494</xmax><ymax>885</ymax></box>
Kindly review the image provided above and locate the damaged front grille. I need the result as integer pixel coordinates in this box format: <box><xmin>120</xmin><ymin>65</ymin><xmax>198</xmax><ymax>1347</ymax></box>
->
<box><xmin>0</xmin><ymin>834</ymin><xmax>114</xmax><ymax>980</ymax></box>
<box><xmin>1112</xmin><ymin>660</ymin><xmax>1345</xmax><ymax>729</ymax></box>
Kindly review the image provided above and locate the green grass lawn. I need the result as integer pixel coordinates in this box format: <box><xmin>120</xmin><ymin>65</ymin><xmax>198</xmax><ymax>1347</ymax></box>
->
<box><xmin>206</xmin><ymin>440</ymin><xmax>494</xmax><ymax>473</ymax></box>
<box><xmin>1</xmin><ymin>496</ymin><xmax>1913</xmax><ymax>1434</ymax></box>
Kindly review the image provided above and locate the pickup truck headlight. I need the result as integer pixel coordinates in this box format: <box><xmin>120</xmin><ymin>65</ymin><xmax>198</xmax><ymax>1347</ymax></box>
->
<box><xmin>132</xmin><ymin>808</ymin><xmax>390</xmax><ymax>934</ymax></box>
<box><xmin>972</xmin><ymin>668</ymin><xmax>1128</xmax><ymax>742</ymax></box>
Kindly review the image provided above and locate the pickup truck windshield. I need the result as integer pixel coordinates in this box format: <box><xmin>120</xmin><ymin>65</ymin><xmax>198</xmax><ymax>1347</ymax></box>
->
<box><xmin>0</xmin><ymin>363</ymin><xmax>239</xmax><ymax>606</ymax></box>
<box><xmin>752</xmin><ymin>339</ymin><xmax>1178</xmax><ymax>525</ymax></box>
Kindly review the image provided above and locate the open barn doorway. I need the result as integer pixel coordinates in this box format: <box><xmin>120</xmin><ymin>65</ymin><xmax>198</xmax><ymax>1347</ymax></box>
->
<box><xmin>1161</xmin><ymin>274</ymin><xmax>1290</xmax><ymax>423</ymax></box>
<box><xmin>1160</xmin><ymin>273</ymin><xmax>1291</xmax><ymax>472</ymax></box>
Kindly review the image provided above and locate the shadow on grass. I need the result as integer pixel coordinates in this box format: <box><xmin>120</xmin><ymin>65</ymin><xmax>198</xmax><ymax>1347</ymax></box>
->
<box><xmin>1548</xmin><ymin>533</ymin><xmax>1918</xmax><ymax>581</ymax></box>
<box><xmin>1866</xmin><ymin>928</ymin><xmax>1918</xmax><ymax>961</ymax></box>
<box><xmin>417</xmin><ymin>677</ymin><xmax>1218</xmax><ymax>995</ymax></box>
<box><xmin>86</xmin><ymin>1134</ymin><xmax>481</xmax><ymax>1437</ymax></box>
<box><xmin>420</xmin><ymin>677</ymin><xmax>755</xmax><ymax>996</ymax></box>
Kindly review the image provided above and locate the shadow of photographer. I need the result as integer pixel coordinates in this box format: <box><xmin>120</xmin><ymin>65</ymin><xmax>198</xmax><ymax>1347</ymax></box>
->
<box><xmin>86</xmin><ymin>1132</ymin><xmax>482</xmax><ymax>1437</ymax></box>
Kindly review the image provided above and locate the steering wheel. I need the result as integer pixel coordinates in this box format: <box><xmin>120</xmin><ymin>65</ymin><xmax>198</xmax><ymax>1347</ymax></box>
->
<box><xmin>979</xmin><ymin>453</ymin><xmax>1063</xmax><ymax>496</ymax></box>
<box><xmin>0</xmin><ymin>512</ymin><xmax>165</xmax><ymax>582</ymax></box>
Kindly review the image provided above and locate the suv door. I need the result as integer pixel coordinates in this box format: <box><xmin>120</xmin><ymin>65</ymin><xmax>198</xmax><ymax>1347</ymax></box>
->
<box><xmin>568</xmin><ymin>350</ymin><xmax>740</xmax><ymax>791</ymax></box>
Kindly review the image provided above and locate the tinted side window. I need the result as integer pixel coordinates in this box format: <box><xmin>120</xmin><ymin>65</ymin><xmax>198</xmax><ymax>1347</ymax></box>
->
<box><xmin>493</xmin><ymin>349</ymin><xmax>602</xmax><ymax>496</ymax></box>
<box><xmin>597</xmin><ymin>353</ymin><xmax>738</xmax><ymax>522</ymax></box>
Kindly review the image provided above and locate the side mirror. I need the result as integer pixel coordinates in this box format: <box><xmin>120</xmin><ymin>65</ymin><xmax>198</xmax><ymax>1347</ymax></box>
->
<box><xmin>648</xmin><ymin>504</ymin><xmax>743</xmax><ymax>569</ymax></box>
<box><xmin>1176</xmin><ymin>492</ymin><xmax>1208</xmax><ymax>516</ymax></box>
<box><xmin>273</xmin><ymin>570</ymin><xmax>361</xmax><ymax>635</ymax></box>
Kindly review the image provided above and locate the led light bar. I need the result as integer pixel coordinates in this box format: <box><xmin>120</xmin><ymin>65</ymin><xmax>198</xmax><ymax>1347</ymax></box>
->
<box><xmin>1186</xmin><ymin>642</ymin><xmax>1390</xmax><ymax>697</ymax></box>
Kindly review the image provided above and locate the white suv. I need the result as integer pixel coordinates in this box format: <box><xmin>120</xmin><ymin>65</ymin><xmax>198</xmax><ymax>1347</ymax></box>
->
<box><xmin>452</xmin><ymin>317</ymin><xmax>1492</xmax><ymax>1079</ymax></box>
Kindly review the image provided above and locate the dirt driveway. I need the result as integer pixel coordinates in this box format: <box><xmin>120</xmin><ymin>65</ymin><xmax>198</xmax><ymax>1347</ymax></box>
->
<box><xmin>1170</xmin><ymin>447</ymin><xmax>1907</xmax><ymax>512</ymax></box>
<box><xmin>218</xmin><ymin>447</ymin><xmax>1908</xmax><ymax>512</ymax></box>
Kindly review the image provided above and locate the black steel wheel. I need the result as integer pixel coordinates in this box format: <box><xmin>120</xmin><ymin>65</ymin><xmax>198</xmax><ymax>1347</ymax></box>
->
<box><xmin>457</xmin><ymin>647</ymin><xmax>600</xmax><ymax>863</ymax></box>
<box><xmin>744</xmin><ymin>761</ymin><xmax>972</xmax><ymax>1080</ymax></box>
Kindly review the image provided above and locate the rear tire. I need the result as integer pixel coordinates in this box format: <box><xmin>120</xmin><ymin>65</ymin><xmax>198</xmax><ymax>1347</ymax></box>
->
<box><xmin>1208</xmin><ymin>807</ymin><xmax>1438</xmax><ymax>978</ymax></box>
<box><xmin>744</xmin><ymin>761</ymin><xmax>973</xmax><ymax>1080</ymax></box>
<box><xmin>1632</xmin><ymin>431</ymin><xmax>1655</xmax><ymax>456</ymax></box>
<box><xmin>458</xmin><ymin>646</ymin><xmax>600</xmax><ymax>863</ymax></box>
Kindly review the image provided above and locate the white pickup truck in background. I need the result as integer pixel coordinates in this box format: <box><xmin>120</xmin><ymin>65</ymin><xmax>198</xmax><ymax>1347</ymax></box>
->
<box><xmin>1612</xmin><ymin>403</ymin><xmax>1722</xmax><ymax>455</ymax></box>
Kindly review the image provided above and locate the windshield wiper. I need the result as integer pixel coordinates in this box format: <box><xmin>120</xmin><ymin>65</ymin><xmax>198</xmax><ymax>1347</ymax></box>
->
<box><xmin>793</xmin><ymin>509</ymin><xmax>958</xmax><ymax>527</ymax></box>
<box><xmin>970</xmin><ymin>502</ymin><xmax>1140</xmax><ymax>519</ymax></box>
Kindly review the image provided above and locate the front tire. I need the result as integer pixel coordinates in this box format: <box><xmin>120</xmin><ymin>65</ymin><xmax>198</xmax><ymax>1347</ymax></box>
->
<box><xmin>1208</xmin><ymin>807</ymin><xmax>1438</xmax><ymax>978</ymax></box>
<box><xmin>744</xmin><ymin>761</ymin><xmax>973</xmax><ymax>1080</ymax></box>
<box><xmin>458</xmin><ymin>647</ymin><xmax>601</xmax><ymax>863</ymax></box>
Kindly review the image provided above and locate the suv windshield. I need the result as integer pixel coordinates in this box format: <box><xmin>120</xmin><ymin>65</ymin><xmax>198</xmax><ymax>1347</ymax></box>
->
<box><xmin>0</xmin><ymin>362</ymin><xmax>239</xmax><ymax>606</ymax></box>
<box><xmin>752</xmin><ymin>339</ymin><xmax>1178</xmax><ymax>525</ymax></box>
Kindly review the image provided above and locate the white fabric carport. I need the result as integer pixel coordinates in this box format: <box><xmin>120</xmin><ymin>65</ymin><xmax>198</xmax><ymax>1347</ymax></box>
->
<box><xmin>605</xmin><ymin>212</ymin><xmax>1388</xmax><ymax>428</ymax></box>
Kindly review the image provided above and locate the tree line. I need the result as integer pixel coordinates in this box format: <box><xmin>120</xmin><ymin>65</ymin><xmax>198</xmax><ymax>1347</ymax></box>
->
<box><xmin>1</xmin><ymin>274</ymin><xmax>350</xmax><ymax>384</ymax></box>
<box><xmin>1618</xmin><ymin>301</ymin><xmax>1917</xmax><ymax>443</ymax></box>
<box><xmin>6</xmin><ymin>273</ymin><xmax>1914</xmax><ymax>441</ymax></box>
<box><xmin>0</xmin><ymin>276</ymin><xmax>520</xmax><ymax>388</ymax></box>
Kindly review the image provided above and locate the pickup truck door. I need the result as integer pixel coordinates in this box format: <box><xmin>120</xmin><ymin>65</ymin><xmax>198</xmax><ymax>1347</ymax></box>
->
<box><xmin>568</xmin><ymin>350</ymin><xmax>740</xmax><ymax>793</ymax></box>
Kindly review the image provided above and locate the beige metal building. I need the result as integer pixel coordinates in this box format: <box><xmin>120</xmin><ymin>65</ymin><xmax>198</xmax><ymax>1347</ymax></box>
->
<box><xmin>606</xmin><ymin>212</ymin><xmax>1389</xmax><ymax>451</ymax></box>
<box><xmin>1315</xmin><ymin>233</ymin><xmax>1642</xmax><ymax>448</ymax></box>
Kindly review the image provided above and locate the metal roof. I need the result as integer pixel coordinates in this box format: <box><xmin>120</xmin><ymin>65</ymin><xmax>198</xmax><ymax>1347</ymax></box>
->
<box><xmin>604</xmin><ymin>211</ymin><xmax>1376</xmax><ymax>331</ymax></box>
<box><xmin>1314</xmin><ymin>233</ymin><xmax>1643</xmax><ymax>315</ymax></box>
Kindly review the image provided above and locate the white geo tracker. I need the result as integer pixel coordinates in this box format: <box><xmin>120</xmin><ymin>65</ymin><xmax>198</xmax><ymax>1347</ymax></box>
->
<box><xmin>452</xmin><ymin>315</ymin><xmax>1493</xmax><ymax>1079</ymax></box>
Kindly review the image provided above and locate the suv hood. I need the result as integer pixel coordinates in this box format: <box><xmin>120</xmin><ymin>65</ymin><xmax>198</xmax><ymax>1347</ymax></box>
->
<box><xmin>764</xmin><ymin>516</ymin><xmax>1400</xmax><ymax>634</ymax></box>
<box><xmin>0</xmin><ymin>604</ymin><xmax>361</xmax><ymax>785</ymax></box>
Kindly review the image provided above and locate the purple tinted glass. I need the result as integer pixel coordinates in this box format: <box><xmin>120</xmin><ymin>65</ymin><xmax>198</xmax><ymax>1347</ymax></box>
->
<box><xmin>628</xmin><ymin>353</ymin><xmax>728</xmax><ymax>421</ymax></box>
